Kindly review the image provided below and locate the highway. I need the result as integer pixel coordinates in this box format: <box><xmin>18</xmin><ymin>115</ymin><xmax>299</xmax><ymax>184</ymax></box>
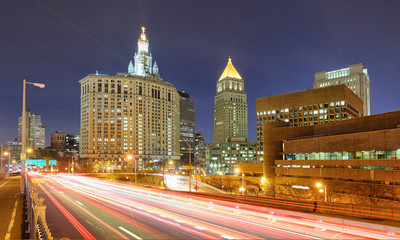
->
<box><xmin>30</xmin><ymin>173</ymin><xmax>399</xmax><ymax>239</ymax></box>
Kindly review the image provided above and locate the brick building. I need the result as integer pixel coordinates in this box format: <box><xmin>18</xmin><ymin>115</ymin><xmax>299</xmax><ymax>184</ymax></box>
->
<box><xmin>263</xmin><ymin>110</ymin><xmax>400</xmax><ymax>203</ymax></box>
<box><xmin>256</xmin><ymin>84</ymin><xmax>363</xmax><ymax>162</ymax></box>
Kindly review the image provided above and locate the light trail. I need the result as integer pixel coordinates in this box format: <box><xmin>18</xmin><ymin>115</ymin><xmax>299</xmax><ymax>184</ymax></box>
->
<box><xmin>31</xmin><ymin>174</ymin><xmax>400</xmax><ymax>239</ymax></box>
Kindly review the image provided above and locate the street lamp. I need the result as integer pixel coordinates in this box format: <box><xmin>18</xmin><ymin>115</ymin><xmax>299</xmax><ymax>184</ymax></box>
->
<box><xmin>3</xmin><ymin>151</ymin><xmax>11</xmax><ymax>173</ymax></box>
<box><xmin>127</xmin><ymin>154</ymin><xmax>137</xmax><ymax>186</ymax></box>
<box><xmin>219</xmin><ymin>171</ymin><xmax>223</xmax><ymax>189</ymax></box>
<box><xmin>21</xmin><ymin>79</ymin><xmax>45</xmax><ymax>194</ymax></box>
<box><xmin>180</xmin><ymin>139</ymin><xmax>191</xmax><ymax>192</ymax></box>
<box><xmin>316</xmin><ymin>182</ymin><xmax>327</xmax><ymax>202</ymax></box>
<box><xmin>235</xmin><ymin>168</ymin><xmax>245</xmax><ymax>195</ymax></box>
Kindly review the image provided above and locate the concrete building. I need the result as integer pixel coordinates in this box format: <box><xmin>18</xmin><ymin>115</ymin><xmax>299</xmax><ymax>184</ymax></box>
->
<box><xmin>314</xmin><ymin>63</ymin><xmax>371</xmax><ymax>116</ymax></box>
<box><xmin>18</xmin><ymin>109</ymin><xmax>45</xmax><ymax>150</ymax></box>
<box><xmin>79</xmin><ymin>27</ymin><xmax>180</xmax><ymax>172</ymax></box>
<box><xmin>206</xmin><ymin>138</ymin><xmax>257</xmax><ymax>174</ymax></box>
<box><xmin>214</xmin><ymin>58</ymin><xmax>248</xmax><ymax>142</ymax></box>
<box><xmin>263</xmin><ymin>110</ymin><xmax>400</xmax><ymax>203</ymax></box>
<box><xmin>50</xmin><ymin>131</ymin><xmax>66</xmax><ymax>151</ymax></box>
<box><xmin>256</xmin><ymin>84</ymin><xmax>363</xmax><ymax>162</ymax></box>
<box><xmin>1</xmin><ymin>141</ymin><xmax>21</xmax><ymax>161</ymax></box>
<box><xmin>178</xmin><ymin>91</ymin><xmax>195</xmax><ymax>166</ymax></box>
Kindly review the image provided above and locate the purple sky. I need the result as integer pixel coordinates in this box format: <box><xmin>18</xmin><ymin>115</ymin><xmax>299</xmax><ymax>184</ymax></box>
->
<box><xmin>1</xmin><ymin>0</ymin><xmax>400</xmax><ymax>146</ymax></box>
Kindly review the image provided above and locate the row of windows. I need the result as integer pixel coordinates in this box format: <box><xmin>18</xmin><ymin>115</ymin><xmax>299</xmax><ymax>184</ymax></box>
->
<box><xmin>285</xmin><ymin>150</ymin><xmax>400</xmax><ymax>160</ymax></box>
<box><xmin>257</xmin><ymin>101</ymin><xmax>346</xmax><ymax>116</ymax></box>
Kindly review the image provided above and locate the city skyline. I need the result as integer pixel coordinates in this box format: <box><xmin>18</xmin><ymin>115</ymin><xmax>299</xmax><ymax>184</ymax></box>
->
<box><xmin>1</xmin><ymin>1</ymin><xmax>400</xmax><ymax>146</ymax></box>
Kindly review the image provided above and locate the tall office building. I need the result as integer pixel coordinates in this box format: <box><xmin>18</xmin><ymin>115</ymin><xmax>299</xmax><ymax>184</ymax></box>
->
<box><xmin>214</xmin><ymin>57</ymin><xmax>248</xmax><ymax>142</ymax></box>
<box><xmin>79</xmin><ymin>27</ymin><xmax>180</xmax><ymax>172</ymax></box>
<box><xmin>18</xmin><ymin>109</ymin><xmax>45</xmax><ymax>150</ymax></box>
<box><xmin>314</xmin><ymin>63</ymin><xmax>371</xmax><ymax>116</ymax></box>
<box><xmin>178</xmin><ymin>91</ymin><xmax>195</xmax><ymax>166</ymax></box>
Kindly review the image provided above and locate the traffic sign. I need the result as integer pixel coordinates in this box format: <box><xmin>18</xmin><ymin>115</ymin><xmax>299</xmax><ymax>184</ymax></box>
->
<box><xmin>49</xmin><ymin>160</ymin><xmax>57</xmax><ymax>165</ymax></box>
<box><xmin>188</xmin><ymin>164</ymin><xmax>194</xmax><ymax>171</ymax></box>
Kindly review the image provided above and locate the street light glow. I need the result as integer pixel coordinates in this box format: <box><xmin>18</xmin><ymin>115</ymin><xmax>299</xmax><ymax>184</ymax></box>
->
<box><xmin>127</xmin><ymin>154</ymin><xmax>133</xmax><ymax>160</ymax></box>
<box><xmin>33</xmin><ymin>83</ymin><xmax>46</xmax><ymax>88</ymax></box>
<box><xmin>316</xmin><ymin>182</ymin><xmax>322</xmax><ymax>188</ymax></box>
<box><xmin>3</xmin><ymin>151</ymin><xmax>9</xmax><ymax>156</ymax></box>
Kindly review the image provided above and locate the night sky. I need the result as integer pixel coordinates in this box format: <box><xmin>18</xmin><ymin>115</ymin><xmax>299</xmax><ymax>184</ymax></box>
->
<box><xmin>1</xmin><ymin>0</ymin><xmax>400</xmax><ymax>146</ymax></box>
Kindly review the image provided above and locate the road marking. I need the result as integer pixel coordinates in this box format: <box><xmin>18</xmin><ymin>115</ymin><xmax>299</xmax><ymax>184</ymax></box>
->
<box><xmin>160</xmin><ymin>215</ymin><xmax>167</xmax><ymax>218</ymax></box>
<box><xmin>0</xmin><ymin>180</ymin><xmax>11</xmax><ymax>189</ymax></box>
<box><xmin>4</xmin><ymin>199</ymin><xmax>18</xmax><ymax>239</ymax></box>
<box><xmin>76</xmin><ymin>201</ymin><xmax>84</xmax><ymax>206</ymax></box>
<box><xmin>220</xmin><ymin>234</ymin><xmax>235</xmax><ymax>239</ymax></box>
<box><xmin>195</xmin><ymin>226</ymin><xmax>205</xmax><ymax>230</ymax></box>
<box><xmin>175</xmin><ymin>219</ymin><xmax>184</xmax><ymax>223</ymax></box>
<box><xmin>118</xmin><ymin>226</ymin><xmax>142</xmax><ymax>240</ymax></box>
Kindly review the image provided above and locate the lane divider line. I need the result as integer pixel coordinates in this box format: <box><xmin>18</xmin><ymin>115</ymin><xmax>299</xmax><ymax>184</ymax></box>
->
<box><xmin>4</xmin><ymin>199</ymin><xmax>18</xmax><ymax>239</ymax></box>
<box><xmin>118</xmin><ymin>226</ymin><xmax>142</xmax><ymax>240</ymax></box>
<box><xmin>0</xmin><ymin>180</ymin><xmax>12</xmax><ymax>189</ymax></box>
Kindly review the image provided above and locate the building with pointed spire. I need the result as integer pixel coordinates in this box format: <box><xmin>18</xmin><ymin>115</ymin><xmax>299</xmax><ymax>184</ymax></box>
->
<box><xmin>214</xmin><ymin>57</ymin><xmax>248</xmax><ymax>142</ymax></box>
<box><xmin>128</xmin><ymin>27</ymin><xmax>159</xmax><ymax>77</ymax></box>
<box><xmin>79</xmin><ymin>27</ymin><xmax>180</xmax><ymax>172</ymax></box>
<box><xmin>207</xmin><ymin>58</ymin><xmax>256</xmax><ymax>174</ymax></box>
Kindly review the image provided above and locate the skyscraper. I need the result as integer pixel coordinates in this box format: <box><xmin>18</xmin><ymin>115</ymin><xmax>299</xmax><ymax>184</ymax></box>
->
<box><xmin>178</xmin><ymin>91</ymin><xmax>195</xmax><ymax>166</ymax></box>
<box><xmin>313</xmin><ymin>63</ymin><xmax>371</xmax><ymax>116</ymax></box>
<box><xmin>214</xmin><ymin>58</ymin><xmax>248</xmax><ymax>142</ymax></box>
<box><xmin>18</xmin><ymin>109</ymin><xmax>45</xmax><ymax>150</ymax></box>
<box><xmin>79</xmin><ymin>27</ymin><xmax>180</xmax><ymax>172</ymax></box>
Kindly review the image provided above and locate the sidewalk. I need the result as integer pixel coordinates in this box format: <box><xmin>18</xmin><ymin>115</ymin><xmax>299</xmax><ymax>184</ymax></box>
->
<box><xmin>0</xmin><ymin>176</ymin><xmax>27</xmax><ymax>239</ymax></box>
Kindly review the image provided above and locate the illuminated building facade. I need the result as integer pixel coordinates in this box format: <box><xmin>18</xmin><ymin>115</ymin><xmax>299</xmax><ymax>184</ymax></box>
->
<box><xmin>214</xmin><ymin>58</ymin><xmax>248</xmax><ymax>142</ymax></box>
<box><xmin>256</xmin><ymin>84</ymin><xmax>363</xmax><ymax>162</ymax></box>
<box><xmin>79</xmin><ymin>27</ymin><xmax>180</xmax><ymax>172</ymax></box>
<box><xmin>18</xmin><ymin>109</ymin><xmax>45</xmax><ymax>150</ymax></box>
<box><xmin>264</xmin><ymin>110</ymin><xmax>400</xmax><ymax>202</ymax></box>
<box><xmin>206</xmin><ymin>139</ymin><xmax>257</xmax><ymax>174</ymax></box>
<box><xmin>314</xmin><ymin>63</ymin><xmax>371</xmax><ymax>116</ymax></box>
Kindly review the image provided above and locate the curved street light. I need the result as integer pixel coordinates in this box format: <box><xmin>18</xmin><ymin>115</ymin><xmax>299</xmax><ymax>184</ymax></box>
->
<box><xmin>21</xmin><ymin>79</ymin><xmax>45</xmax><ymax>194</ymax></box>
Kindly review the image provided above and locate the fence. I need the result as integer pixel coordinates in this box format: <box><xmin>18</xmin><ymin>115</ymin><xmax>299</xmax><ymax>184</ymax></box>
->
<box><xmin>25</xmin><ymin>174</ymin><xmax>53</xmax><ymax>239</ymax></box>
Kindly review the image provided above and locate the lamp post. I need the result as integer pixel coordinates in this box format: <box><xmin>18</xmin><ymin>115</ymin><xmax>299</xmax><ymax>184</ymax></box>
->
<box><xmin>316</xmin><ymin>182</ymin><xmax>327</xmax><ymax>202</ymax></box>
<box><xmin>127</xmin><ymin>154</ymin><xmax>136</xmax><ymax>186</ymax></box>
<box><xmin>3</xmin><ymin>152</ymin><xmax>10</xmax><ymax>173</ymax></box>
<box><xmin>235</xmin><ymin>168</ymin><xmax>245</xmax><ymax>195</ymax></box>
<box><xmin>180</xmin><ymin>139</ymin><xmax>191</xmax><ymax>192</ymax></box>
<box><xmin>21</xmin><ymin>79</ymin><xmax>45</xmax><ymax>194</ymax></box>
<box><xmin>219</xmin><ymin>171</ymin><xmax>223</xmax><ymax>189</ymax></box>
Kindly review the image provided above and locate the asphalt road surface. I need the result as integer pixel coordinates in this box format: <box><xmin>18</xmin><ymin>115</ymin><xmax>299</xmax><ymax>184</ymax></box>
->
<box><xmin>30</xmin><ymin>173</ymin><xmax>399</xmax><ymax>239</ymax></box>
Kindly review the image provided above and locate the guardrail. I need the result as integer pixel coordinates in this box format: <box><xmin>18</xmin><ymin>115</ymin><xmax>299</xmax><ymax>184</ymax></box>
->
<box><xmin>25</xmin><ymin>174</ymin><xmax>53</xmax><ymax>239</ymax></box>
<box><xmin>185</xmin><ymin>191</ymin><xmax>400</xmax><ymax>222</ymax></box>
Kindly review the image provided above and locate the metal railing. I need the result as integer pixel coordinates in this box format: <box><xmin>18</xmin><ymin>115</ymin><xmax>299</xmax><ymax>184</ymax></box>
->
<box><xmin>25</xmin><ymin>174</ymin><xmax>53</xmax><ymax>239</ymax></box>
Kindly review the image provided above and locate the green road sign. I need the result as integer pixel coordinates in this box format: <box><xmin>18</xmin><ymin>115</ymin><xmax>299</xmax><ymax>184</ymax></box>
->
<box><xmin>26</xmin><ymin>159</ymin><xmax>46</xmax><ymax>166</ymax></box>
<box><xmin>49</xmin><ymin>160</ymin><xmax>57</xmax><ymax>165</ymax></box>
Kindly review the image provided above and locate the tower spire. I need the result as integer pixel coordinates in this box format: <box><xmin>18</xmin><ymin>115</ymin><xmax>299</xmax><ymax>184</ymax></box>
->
<box><xmin>219</xmin><ymin>57</ymin><xmax>242</xmax><ymax>81</ymax></box>
<box><xmin>140</xmin><ymin>27</ymin><xmax>147</xmax><ymax>42</ymax></box>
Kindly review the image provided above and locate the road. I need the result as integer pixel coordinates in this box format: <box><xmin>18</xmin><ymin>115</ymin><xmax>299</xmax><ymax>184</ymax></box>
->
<box><xmin>164</xmin><ymin>174</ymin><xmax>225</xmax><ymax>193</ymax></box>
<box><xmin>30</xmin><ymin>173</ymin><xmax>399</xmax><ymax>239</ymax></box>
